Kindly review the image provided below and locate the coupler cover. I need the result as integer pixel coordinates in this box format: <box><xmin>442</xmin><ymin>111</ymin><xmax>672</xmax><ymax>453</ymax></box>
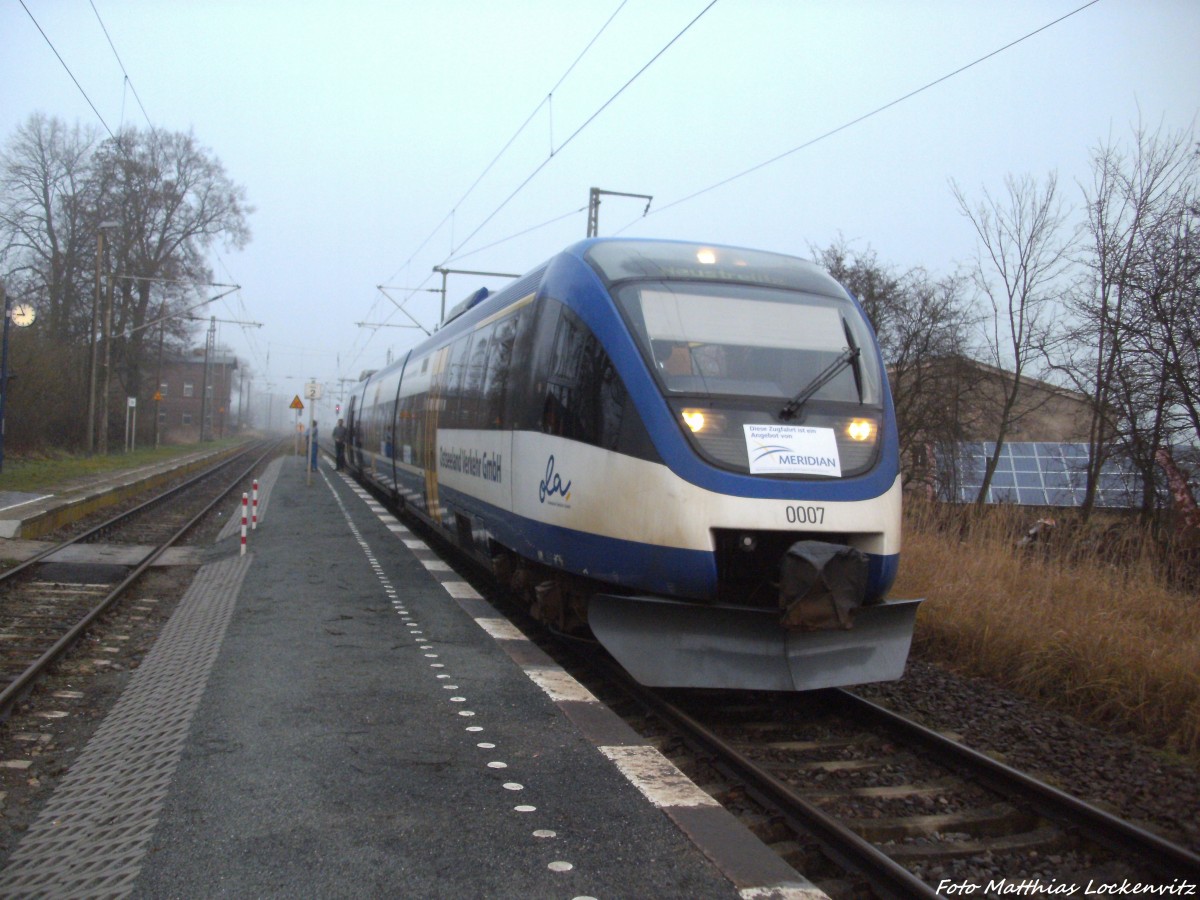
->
<box><xmin>779</xmin><ymin>540</ymin><xmax>870</xmax><ymax>631</ymax></box>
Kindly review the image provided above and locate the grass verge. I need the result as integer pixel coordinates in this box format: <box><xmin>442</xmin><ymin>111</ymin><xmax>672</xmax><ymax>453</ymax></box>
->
<box><xmin>893</xmin><ymin>498</ymin><xmax>1200</xmax><ymax>762</ymax></box>
<box><xmin>0</xmin><ymin>439</ymin><xmax>245</xmax><ymax>494</ymax></box>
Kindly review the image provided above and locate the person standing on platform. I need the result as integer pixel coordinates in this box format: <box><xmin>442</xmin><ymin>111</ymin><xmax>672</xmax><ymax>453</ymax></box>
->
<box><xmin>309</xmin><ymin>420</ymin><xmax>319</xmax><ymax>471</ymax></box>
<box><xmin>333</xmin><ymin>418</ymin><xmax>347</xmax><ymax>470</ymax></box>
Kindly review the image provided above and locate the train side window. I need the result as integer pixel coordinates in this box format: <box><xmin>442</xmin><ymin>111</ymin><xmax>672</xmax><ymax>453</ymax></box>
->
<box><xmin>516</xmin><ymin>299</ymin><xmax>561</xmax><ymax>432</ymax></box>
<box><xmin>461</xmin><ymin>322</ymin><xmax>495</xmax><ymax>427</ymax></box>
<box><xmin>482</xmin><ymin>313</ymin><xmax>520</xmax><ymax>429</ymax></box>
<box><xmin>542</xmin><ymin>306</ymin><xmax>629</xmax><ymax>450</ymax></box>
<box><xmin>543</xmin><ymin>313</ymin><xmax>585</xmax><ymax>439</ymax></box>
<box><xmin>442</xmin><ymin>334</ymin><xmax>473</xmax><ymax>428</ymax></box>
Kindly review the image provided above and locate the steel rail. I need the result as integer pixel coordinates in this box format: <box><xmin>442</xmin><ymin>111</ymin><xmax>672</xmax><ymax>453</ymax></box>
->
<box><xmin>604</xmin><ymin>665</ymin><xmax>942</xmax><ymax>900</ymax></box>
<box><xmin>0</xmin><ymin>443</ymin><xmax>258</xmax><ymax>583</ymax></box>
<box><xmin>0</xmin><ymin>440</ymin><xmax>278</xmax><ymax>719</ymax></box>
<box><xmin>342</xmin><ymin>463</ymin><xmax>1199</xmax><ymax>888</ymax></box>
<box><xmin>837</xmin><ymin>689</ymin><xmax>1200</xmax><ymax>880</ymax></box>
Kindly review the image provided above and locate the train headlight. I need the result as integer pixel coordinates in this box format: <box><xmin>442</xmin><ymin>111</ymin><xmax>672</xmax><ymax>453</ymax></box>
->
<box><xmin>696</xmin><ymin>248</ymin><xmax>717</xmax><ymax>265</ymax></box>
<box><xmin>682</xmin><ymin>409</ymin><xmax>707</xmax><ymax>432</ymax></box>
<box><xmin>847</xmin><ymin>419</ymin><xmax>875</xmax><ymax>442</ymax></box>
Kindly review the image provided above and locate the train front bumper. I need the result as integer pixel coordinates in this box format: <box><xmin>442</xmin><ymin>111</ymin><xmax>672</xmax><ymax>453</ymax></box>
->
<box><xmin>587</xmin><ymin>594</ymin><xmax>922</xmax><ymax>691</ymax></box>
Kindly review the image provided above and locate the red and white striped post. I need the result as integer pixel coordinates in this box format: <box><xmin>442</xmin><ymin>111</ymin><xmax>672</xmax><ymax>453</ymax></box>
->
<box><xmin>251</xmin><ymin>479</ymin><xmax>259</xmax><ymax>530</ymax></box>
<box><xmin>240</xmin><ymin>492</ymin><xmax>248</xmax><ymax>556</ymax></box>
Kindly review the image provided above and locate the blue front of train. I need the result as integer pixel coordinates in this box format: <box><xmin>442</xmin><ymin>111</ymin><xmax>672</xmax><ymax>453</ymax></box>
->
<box><xmin>538</xmin><ymin>239</ymin><xmax>917</xmax><ymax>690</ymax></box>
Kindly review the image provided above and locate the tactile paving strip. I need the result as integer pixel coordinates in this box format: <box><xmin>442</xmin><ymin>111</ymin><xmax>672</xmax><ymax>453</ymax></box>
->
<box><xmin>0</xmin><ymin>554</ymin><xmax>252</xmax><ymax>899</ymax></box>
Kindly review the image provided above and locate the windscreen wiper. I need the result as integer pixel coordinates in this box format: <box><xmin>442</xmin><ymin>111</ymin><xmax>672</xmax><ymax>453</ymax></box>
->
<box><xmin>842</xmin><ymin>315</ymin><xmax>864</xmax><ymax>404</ymax></box>
<box><xmin>779</xmin><ymin>345</ymin><xmax>861</xmax><ymax>421</ymax></box>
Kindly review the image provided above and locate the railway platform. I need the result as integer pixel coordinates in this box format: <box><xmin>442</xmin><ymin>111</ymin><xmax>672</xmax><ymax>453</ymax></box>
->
<box><xmin>0</xmin><ymin>444</ymin><xmax>240</xmax><ymax>541</ymax></box>
<box><xmin>0</xmin><ymin>454</ymin><xmax>822</xmax><ymax>899</ymax></box>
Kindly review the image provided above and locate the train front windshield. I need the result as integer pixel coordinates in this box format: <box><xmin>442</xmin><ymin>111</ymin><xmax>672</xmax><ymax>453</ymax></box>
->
<box><xmin>586</xmin><ymin>241</ymin><xmax>885</xmax><ymax>477</ymax></box>
<box><xmin>616</xmin><ymin>282</ymin><xmax>881</xmax><ymax>406</ymax></box>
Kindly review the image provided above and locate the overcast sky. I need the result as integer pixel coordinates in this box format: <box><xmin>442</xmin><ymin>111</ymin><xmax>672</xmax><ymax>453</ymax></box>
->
<box><xmin>3</xmin><ymin>0</ymin><xmax>1198</xmax><ymax>413</ymax></box>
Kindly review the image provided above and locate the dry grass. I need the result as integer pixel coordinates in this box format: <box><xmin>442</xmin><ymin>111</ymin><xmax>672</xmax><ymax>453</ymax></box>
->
<box><xmin>894</xmin><ymin>499</ymin><xmax>1200</xmax><ymax>761</ymax></box>
<box><xmin>0</xmin><ymin>439</ymin><xmax>244</xmax><ymax>494</ymax></box>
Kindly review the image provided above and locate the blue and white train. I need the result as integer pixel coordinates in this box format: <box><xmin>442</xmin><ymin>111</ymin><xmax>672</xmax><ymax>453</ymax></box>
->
<box><xmin>341</xmin><ymin>238</ymin><xmax>919</xmax><ymax>691</ymax></box>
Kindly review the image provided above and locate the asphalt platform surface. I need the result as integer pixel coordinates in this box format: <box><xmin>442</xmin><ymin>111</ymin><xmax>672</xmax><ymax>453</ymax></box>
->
<box><xmin>32</xmin><ymin>458</ymin><xmax>820</xmax><ymax>900</ymax></box>
<box><xmin>0</xmin><ymin>454</ymin><xmax>820</xmax><ymax>898</ymax></box>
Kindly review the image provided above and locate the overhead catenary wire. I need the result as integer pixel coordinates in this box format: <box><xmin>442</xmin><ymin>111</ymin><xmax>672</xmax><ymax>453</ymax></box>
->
<box><xmin>443</xmin><ymin>0</ymin><xmax>720</xmax><ymax>265</ymax></box>
<box><xmin>444</xmin><ymin>201</ymin><xmax>588</xmax><ymax>264</ymax></box>
<box><xmin>19</xmin><ymin>2</ymin><xmax>281</xmax><ymax>404</ymax></box>
<box><xmin>361</xmin><ymin>0</ymin><xmax>644</xmax><ymax>376</ymax></box>
<box><xmin>89</xmin><ymin>0</ymin><xmax>153</xmax><ymax>129</ymax></box>
<box><xmin>382</xmin><ymin>0</ymin><xmax>630</xmax><ymax>286</ymax></box>
<box><xmin>360</xmin><ymin>2</ymin><xmax>719</xmax><ymax>381</ymax></box>
<box><xmin>213</xmin><ymin>250</ymin><xmax>269</xmax><ymax>371</ymax></box>
<box><xmin>617</xmin><ymin>0</ymin><xmax>1103</xmax><ymax>231</ymax></box>
<box><xmin>375</xmin><ymin>1</ymin><xmax>1096</xmax><ymax>369</ymax></box>
<box><xmin>347</xmin><ymin>200</ymin><xmax>589</xmax><ymax>376</ymax></box>
<box><xmin>77</xmin><ymin>0</ymin><xmax>268</xmax><ymax>387</ymax></box>
<box><xmin>19</xmin><ymin>0</ymin><xmax>115</xmax><ymax>139</ymax></box>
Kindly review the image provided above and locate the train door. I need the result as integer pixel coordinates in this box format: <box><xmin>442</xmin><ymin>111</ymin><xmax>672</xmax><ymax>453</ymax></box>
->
<box><xmin>345</xmin><ymin>393</ymin><xmax>361</xmax><ymax>470</ymax></box>
<box><xmin>422</xmin><ymin>345</ymin><xmax>451</xmax><ymax>524</ymax></box>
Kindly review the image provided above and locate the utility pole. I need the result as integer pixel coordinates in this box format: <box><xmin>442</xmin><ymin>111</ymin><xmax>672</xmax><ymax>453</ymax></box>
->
<box><xmin>90</xmin><ymin>221</ymin><xmax>118</xmax><ymax>453</ymax></box>
<box><xmin>430</xmin><ymin>267</ymin><xmax>520</xmax><ymax>325</ymax></box>
<box><xmin>186</xmin><ymin>314</ymin><xmax>260</xmax><ymax>443</ymax></box>
<box><xmin>239</xmin><ymin>374</ymin><xmax>250</xmax><ymax>432</ymax></box>
<box><xmin>587</xmin><ymin>187</ymin><xmax>652</xmax><ymax>237</ymax></box>
<box><xmin>200</xmin><ymin>317</ymin><xmax>215</xmax><ymax>442</ymax></box>
<box><xmin>153</xmin><ymin>300</ymin><xmax>167</xmax><ymax>448</ymax></box>
<box><xmin>98</xmin><ymin>250</ymin><xmax>117</xmax><ymax>455</ymax></box>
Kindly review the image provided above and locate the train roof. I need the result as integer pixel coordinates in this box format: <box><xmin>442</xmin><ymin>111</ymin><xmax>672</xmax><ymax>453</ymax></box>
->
<box><xmin>573</xmin><ymin>238</ymin><xmax>850</xmax><ymax>300</ymax></box>
<box><xmin>360</xmin><ymin>237</ymin><xmax>854</xmax><ymax>390</ymax></box>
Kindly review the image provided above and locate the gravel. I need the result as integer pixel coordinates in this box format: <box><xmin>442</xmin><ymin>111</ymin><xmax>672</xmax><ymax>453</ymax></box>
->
<box><xmin>854</xmin><ymin>657</ymin><xmax>1200</xmax><ymax>854</ymax></box>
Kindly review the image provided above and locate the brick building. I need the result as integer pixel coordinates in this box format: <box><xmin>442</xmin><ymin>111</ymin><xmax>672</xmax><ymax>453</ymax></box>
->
<box><xmin>153</xmin><ymin>350</ymin><xmax>239</xmax><ymax>444</ymax></box>
<box><xmin>892</xmin><ymin>356</ymin><xmax>1145</xmax><ymax>507</ymax></box>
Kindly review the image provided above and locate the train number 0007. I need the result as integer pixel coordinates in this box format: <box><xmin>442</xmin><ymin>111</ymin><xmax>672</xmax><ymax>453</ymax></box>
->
<box><xmin>785</xmin><ymin>505</ymin><xmax>826</xmax><ymax>525</ymax></box>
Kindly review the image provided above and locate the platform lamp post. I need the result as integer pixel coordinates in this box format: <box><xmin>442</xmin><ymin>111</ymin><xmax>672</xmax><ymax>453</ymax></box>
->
<box><xmin>0</xmin><ymin>283</ymin><xmax>37</xmax><ymax>474</ymax></box>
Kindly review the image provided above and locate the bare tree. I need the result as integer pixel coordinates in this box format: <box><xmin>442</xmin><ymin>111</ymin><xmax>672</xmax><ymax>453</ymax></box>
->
<box><xmin>952</xmin><ymin>173</ymin><xmax>1074</xmax><ymax>505</ymax></box>
<box><xmin>813</xmin><ymin>238</ymin><xmax>976</xmax><ymax>494</ymax></box>
<box><xmin>0</xmin><ymin>113</ymin><xmax>99</xmax><ymax>341</ymax></box>
<box><xmin>1068</xmin><ymin>122</ymin><xmax>1199</xmax><ymax>518</ymax></box>
<box><xmin>89</xmin><ymin>127</ymin><xmax>252</xmax><ymax>445</ymax></box>
<box><xmin>0</xmin><ymin>116</ymin><xmax>252</xmax><ymax>452</ymax></box>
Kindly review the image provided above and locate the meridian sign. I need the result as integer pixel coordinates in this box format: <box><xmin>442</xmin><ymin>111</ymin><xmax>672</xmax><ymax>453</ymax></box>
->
<box><xmin>743</xmin><ymin>424</ymin><xmax>842</xmax><ymax>477</ymax></box>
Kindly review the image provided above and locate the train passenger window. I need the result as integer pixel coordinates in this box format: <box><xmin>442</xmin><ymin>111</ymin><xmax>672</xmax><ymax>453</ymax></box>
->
<box><xmin>461</xmin><ymin>322</ymin><xmax>495</xmax><ymax>427</ymax></box>
<box><xmin>511</xmin><ymin>297</ymin><xmax>655</xmax><ymax>460</ymax></box>
<box><xmin>442</xmin><ymin>335</ymin><xmax>473</xmax><ymax>428</ymax></box>
<box><xmin>542</xmin><ymin>305</ymin><xmax>630</xmax><ymax>450</ymax></box>
<box><xmin>482</xmin><ymin>313</ymin><xmax>520</xmax><ymax>428</ymax></box>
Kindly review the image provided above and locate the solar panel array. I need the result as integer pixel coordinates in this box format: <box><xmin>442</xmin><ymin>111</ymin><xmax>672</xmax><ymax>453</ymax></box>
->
<box><xmin>946</xmin><ymin>442</ymin><xmax>1143</xmax><ymax>507</ymax></box>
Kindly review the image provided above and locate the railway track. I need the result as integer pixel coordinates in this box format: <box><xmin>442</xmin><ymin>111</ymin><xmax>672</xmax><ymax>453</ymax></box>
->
<box><xmin>0</xmin><ymin>440</ymin><xmax>279</xmax><ymax>721</ymax></box>
<box><xmin>315</xmin><ymin>478</ymin><xmax>1200</xmax><ymax>897</ymax></box>
<box><xmin>575</xmin><ymin>661</ymin><xmax>1200</xmax><ymax>898</ymax></box>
